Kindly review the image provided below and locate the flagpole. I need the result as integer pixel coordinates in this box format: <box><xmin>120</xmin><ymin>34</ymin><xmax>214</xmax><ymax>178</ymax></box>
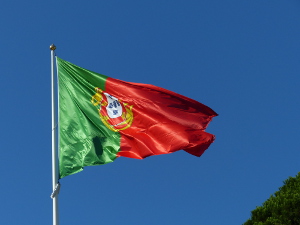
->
<box><xmin>50</xmin><ymin>44</ymin><xmax>59</xmax><ymax>225</ymax></box>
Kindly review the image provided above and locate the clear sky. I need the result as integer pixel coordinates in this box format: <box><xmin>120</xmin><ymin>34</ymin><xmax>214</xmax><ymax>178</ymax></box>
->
<box><xmin>1</xmin><ymin>1</ymin><xmax>299</xmax><ymax>224</ymax></box>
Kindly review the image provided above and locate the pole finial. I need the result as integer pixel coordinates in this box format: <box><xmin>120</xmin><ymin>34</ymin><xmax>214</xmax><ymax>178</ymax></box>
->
<box><xmin>50</xmin><ymin>44</ymin><xmax>56</xmax><ymax>51</ymax></box>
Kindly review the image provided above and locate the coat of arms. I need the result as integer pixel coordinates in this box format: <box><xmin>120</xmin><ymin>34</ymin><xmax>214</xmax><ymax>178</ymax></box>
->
<box><xmin>91</xmin><ymin>87</ymin><xmax>133</xmax><ymax>132</ymax></box>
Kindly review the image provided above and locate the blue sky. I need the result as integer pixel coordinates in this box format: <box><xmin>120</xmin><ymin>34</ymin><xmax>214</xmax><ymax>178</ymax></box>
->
<box><xmin>1</xmin><ymin>1</ymin><xmax>300</xmax><ymax>224</ymax></box>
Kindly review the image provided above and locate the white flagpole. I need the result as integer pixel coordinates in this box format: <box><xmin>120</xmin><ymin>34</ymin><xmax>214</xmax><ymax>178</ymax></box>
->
<box><xmin>50</xmin><ymin>44</ymin><xmax>59</xmax><ymax>225</ymax></box>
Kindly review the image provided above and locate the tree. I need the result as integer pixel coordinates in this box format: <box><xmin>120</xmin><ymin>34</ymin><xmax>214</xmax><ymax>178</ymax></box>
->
<box><xmin>244</xmin><ymin>172</ymin><xmax>300</xmax><ymax>225</ymax></box>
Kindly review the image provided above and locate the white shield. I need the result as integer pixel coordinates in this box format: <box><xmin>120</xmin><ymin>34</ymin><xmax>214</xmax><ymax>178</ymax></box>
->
<box><xmin>104</xmin><ymin>93</ymin><xmax>123</xmax><ymax>118</ymax></box>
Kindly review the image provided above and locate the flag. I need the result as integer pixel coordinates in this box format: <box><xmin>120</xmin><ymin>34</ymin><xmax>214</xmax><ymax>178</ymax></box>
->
<box><xmin>57</xmin><ymin>57</ymin><xmax>218</xmax><ymax>178</ymax></box>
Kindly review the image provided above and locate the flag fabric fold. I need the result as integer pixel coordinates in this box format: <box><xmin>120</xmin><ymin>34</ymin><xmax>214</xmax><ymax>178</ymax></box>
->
<box><xmin>57</xmin><ymin>57</ymin><xmax>217</xmax><ymax>178</ymax></box>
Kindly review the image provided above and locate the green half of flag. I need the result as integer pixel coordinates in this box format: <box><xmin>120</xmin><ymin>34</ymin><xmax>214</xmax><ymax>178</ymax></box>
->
<box><xmin>58</xmin><ymin>57</ymin><xmax>120</xmax><ymax>178</ymax></box>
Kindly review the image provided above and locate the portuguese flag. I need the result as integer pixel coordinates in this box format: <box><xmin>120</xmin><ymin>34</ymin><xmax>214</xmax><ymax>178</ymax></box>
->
<box><xmin>57</xmin><ymin>57</ymin><xmax>218</xmax><ymax>178</ymax></box>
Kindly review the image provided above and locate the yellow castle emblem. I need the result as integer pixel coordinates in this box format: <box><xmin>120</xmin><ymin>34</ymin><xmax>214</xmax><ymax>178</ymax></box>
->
<box><xmin>91</xmin><ymin>87</ymin><xmax>133</xmax><ymax>132</ymax></box>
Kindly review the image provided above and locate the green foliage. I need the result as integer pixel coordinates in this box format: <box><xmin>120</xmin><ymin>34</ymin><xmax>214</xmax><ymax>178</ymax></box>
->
<box><xmin>244</xmin><ymin>172</ymin><xmax>300</xmax><ymax>225</ymax></box>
